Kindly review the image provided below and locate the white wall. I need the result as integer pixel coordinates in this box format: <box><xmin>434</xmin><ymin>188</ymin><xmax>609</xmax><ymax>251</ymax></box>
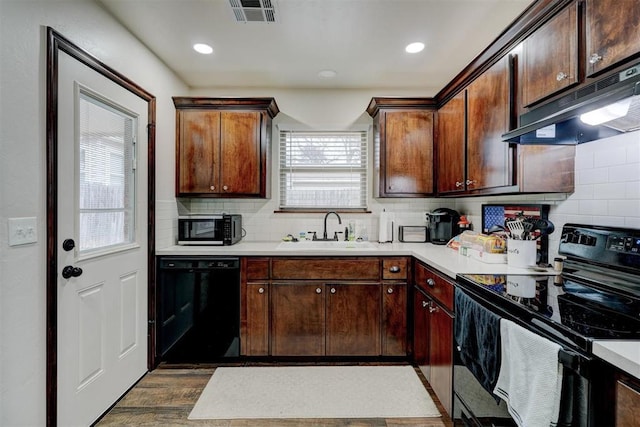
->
<box><xmin>0</xmin><ymin>1</ymin><xmax>187</xmax><ymax>425</ymax></box>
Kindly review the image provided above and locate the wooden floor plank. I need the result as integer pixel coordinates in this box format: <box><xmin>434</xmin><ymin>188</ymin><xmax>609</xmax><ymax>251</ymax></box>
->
<box><xmin>95</xmin><ymin>365</ymin><xmax>452</xmax><ymax>427</ymax></box>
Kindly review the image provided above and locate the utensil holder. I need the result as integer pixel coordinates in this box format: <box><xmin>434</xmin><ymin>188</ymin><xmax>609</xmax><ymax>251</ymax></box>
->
<box><xmin>507</xmin><ymin>239</ymin><xmax>537</xmax><ymax>268</ymax></box>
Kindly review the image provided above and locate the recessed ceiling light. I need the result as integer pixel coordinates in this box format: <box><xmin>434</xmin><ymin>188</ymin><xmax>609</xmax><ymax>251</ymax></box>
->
<box><xmin>193</xmin><ymin>43</ymin><xmax>213</xmax><ymax>55</ymax></box>
<box><xmin>318</xmin><ymin>69</ymin><xmax>337</xmax><ymax>79</ymax></box>
<box><xmin>405</xmin><ymin>42</ymin><xmax>425</xmax><ymax>54</ymax></box>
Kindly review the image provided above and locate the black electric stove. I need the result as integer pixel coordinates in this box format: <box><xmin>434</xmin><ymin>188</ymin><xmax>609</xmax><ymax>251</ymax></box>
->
<box><xmin>453</xmin><ymin>224</ymin><xmax>640</xmax><ymax>427</ymax></box>
<box><xmin>457</xmin><ymin>223</ymin><xmax>640</xmax><ymax>355</ymax></box>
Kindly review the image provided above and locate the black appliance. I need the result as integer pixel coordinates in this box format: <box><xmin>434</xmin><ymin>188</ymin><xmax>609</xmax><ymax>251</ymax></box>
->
<box><xmin>427</xmin><ymin>208</ymin><xmax>461</xmax><ymax>245</ymax></box>
<box><xmin>454</xmin><ymin>223</ymin><xmax>640</xmax><ymax>427</ymax></box>
<box><xmin>157</xmin><ymin>256</ymin><xmax>240</xmax><ymax>363</ymax></box>
<box><xmin>178</xmin><ymin>214</ymin><xmax>242</xmax><ymax>245</ymax></box>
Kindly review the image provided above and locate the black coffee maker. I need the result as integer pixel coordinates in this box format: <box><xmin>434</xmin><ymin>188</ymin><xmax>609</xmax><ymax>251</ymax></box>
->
<box><xmin>426</xmin><ymin>208</ymin><xmax>461</xmax><ymax>245</ymax></box>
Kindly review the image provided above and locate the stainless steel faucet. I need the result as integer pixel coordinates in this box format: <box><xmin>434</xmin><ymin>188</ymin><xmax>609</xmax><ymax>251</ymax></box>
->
<box><xmin>322</xmin><ymin>211</ymin><xmax>342</xmax><ymax>240</ymax></box>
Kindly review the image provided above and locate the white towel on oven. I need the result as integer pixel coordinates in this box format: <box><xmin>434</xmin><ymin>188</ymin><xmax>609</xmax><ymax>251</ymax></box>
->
<box><xmin>493</xmin><ymin>319</ymin><xmax>564</xmax><ymax>427</ymax></box>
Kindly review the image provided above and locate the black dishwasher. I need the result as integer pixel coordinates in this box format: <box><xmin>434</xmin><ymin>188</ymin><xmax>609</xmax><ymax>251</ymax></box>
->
<box><xmin>157</xmin><ymin>256</ymin><xmax>240</xmax><ymax>362</ymax></box>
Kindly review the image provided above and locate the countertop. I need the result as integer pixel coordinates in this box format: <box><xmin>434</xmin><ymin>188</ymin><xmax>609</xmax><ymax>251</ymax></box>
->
<box><xmin>156</xmin><ymin>240</ymin><xmax>551</xmax><ymax>279</ymax></box>
<box><xmin>156</xmin><ymin>240</ymin><xmax>640</xmax><ymax>380</ymax></box>
<box><xmin>592</xmin><ymin>340</ymin><xmax>640</xmax><ymax>380</ymax></box>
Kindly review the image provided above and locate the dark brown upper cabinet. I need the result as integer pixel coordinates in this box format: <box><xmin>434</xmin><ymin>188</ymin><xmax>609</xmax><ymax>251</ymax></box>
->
<box><xmin>435</xmin><ymin>91</ymin><xmax>466</xmax><ymax>195</ymax></box>
<box><xmin>367</xmin><ymin>98</ymin><xmax>436</xmax><ymax>198</ymax></box>
<box><xmin>585</xmin><ymin>0</ymin><xmax>640</xmax><ymax>77</ymax></box>
<box><xmin>522</xmin><ymin>2</ymin><xmax>579</xmax><ymax>106</ymax></box>
<box><xmin>436</xmin><ymin>56</ymin><xmax>515</xmax><ymax>196</ymax></box>
<box><xmin>173</xmin><ymin>97</ymin><xmax>278</xmax><ymax>198</ymax></box>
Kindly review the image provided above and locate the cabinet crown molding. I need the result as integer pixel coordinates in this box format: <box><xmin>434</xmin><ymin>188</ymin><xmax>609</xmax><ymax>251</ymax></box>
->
<box><xmin>172</xmin><ymin>97</ymin><xmax>280</xmax><ymax>118</ymax></box>
<box><xmin>366</xmin><ymin>97</ymin><xmax>436</xmax><ymax>117</ymax></box>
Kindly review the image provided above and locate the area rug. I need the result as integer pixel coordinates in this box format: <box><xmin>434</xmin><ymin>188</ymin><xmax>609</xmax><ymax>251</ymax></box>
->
<box><xmin>188</xmin><ymin>365</ymin><xmax>440</xmax><ymax>420</ymax></box>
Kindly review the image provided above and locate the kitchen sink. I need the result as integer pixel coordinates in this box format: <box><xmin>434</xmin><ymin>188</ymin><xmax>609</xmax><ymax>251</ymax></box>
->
<box><xmin>276</xmin><ymin>240</ymin><xmax>378</xmax><ymax>251</ymax></box>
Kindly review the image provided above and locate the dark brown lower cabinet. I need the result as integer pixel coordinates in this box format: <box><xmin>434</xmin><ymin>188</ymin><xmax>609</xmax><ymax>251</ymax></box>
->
<box><xmin>616</xmin><ymin>377</ymin><xmax>640</xmax><ymax>427</ymax></box>
<box><xmin>382</xmin><ymin>283</ymin><xmax>407</xmax><ymax>356</ymax></box>
<box><xmin>326</xmin><ymin>283</ymin><xmax>381</xmax><ymax>356</ymax></box>
<box><xmin>412</xmin><ymin>286</ymin><xmax>431</xmax><ymax>377</ymax></box>
<box><xmin>244</xmin><ymin>282</ymin><xmax>269</xmax><ymax>356</ymax></box>
<box><xmin>271</xmin><ymin>283</ymin><xmax>325</xmax><ymax>356</ymax></box>
<box><xmin>429</xmin><ymin>299</ymin><xmax>453</xmax><ymax>416</ymax></box>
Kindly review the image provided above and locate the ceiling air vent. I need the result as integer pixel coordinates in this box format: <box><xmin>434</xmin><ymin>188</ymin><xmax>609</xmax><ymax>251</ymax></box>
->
<box><xmin>229</xmin><ymin>0</ymin><xmax>277</xmax><ymax>23</ymax></box>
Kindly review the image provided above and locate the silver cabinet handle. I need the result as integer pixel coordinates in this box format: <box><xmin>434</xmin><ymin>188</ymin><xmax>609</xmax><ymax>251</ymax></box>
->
<box><xmin>455</xmin><ymin>181</ymin><xmax>464</xmax><ymax>188</ymax></box>
<box><xmin>258</xmin><ymin>287</ymin><xmax>265</xmax><ymax>294</ymax></box>
<box><xmin>330</xmin><ymin>287</ymin><xmax>336</xmax><ymax>294</ymax></box>
<box><xmin>389</xmin><ymin>265</ymin><xmax>400</xmax><ymax>273</ymax></box>
<box><xmin>426</xmin><ymin>278</ymin><xmax>435</xmax><ymax>287</ymax></box>
<box><xmin>556</xmin><ymin>71</ymin><xmax>568</xmax><ymax>81</ymax></box>
<box><xmin>316</xmin><ymin>287</ymin><xmax>322</xmax><ymax>294</ymax></box>
<box><xmin>210</xmin><ymin>185</ymin><xmax>215</xmax><ymax>191</ymax></box>
<box><xmin>387</xmin><ymin>287</ymin><xmax>394</xmax><ymax>294</ymax></box>
<box><xmin>223</xmin><ymin>185</ymin><xmax>228</xmax><ymax>191</ymax></box>
<box><xmin>429</xmin><ymin>304</ymin><xmax>438</xmax><ymax>313</ymax></box>
<box><xmin>589</xmin><ymin>53</ymin><xmax>603</xmax><ymax>64</ymax></box>
<box><xmin>422</xmin><ymin>300</ymin><xmax>429</xmax><ymax>308</ymax></box>
<box><xmin>466</xmin><ymin>179</ymin><xmax>477</xmax><ymax>186</ymax></box>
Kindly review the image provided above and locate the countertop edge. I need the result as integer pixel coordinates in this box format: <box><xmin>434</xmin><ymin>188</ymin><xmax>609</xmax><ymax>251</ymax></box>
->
<box><xmin>592</xmin><ymin>340</ymin><xmax>640</xmax><ymax>380</ymax></box>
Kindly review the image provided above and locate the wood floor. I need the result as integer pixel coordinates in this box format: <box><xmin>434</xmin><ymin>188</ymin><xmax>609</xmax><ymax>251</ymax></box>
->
<box><xmin>95</xmin><ymin>365</ymin><xmax>453</xmax><ymax>427</ymax></box>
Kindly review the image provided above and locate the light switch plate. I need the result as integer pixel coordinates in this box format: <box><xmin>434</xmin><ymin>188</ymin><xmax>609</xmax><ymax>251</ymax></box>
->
<box><xmin>8</xmin><ymin>217</ymin><xmax>38</xmax><ymax>246</ymax></box>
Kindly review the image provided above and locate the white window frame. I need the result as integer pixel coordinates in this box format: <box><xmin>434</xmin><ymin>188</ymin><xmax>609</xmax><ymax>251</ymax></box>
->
<box><xmin>279</xmin><ymin>130</ymin><xmax>368</xmax><ymax>211</ymax></box>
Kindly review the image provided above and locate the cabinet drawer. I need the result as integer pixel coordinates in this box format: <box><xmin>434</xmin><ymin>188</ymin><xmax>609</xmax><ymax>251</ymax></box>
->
<box><xmin>244</xmin><ymin>257</ymin><xmax>270</xmax><ymax>280</ymax></box>
<box><xmin>272</xmin><ymin>258</ymin><xmax>380</xmax><ymax>280</ymax></box>
<box><xmin>414</xmin><ymin>261</ymin><xmax>454</xmax><ymax>311</ymax></box>
<box><xmin>382</xmin><ymin>257</ymin><xmax>409</xmax><ymax>280</ymax></box>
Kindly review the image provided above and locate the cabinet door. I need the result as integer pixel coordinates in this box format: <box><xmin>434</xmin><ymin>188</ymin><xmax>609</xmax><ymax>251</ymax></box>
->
<box><xmin>220</xmin><ymin>111</ymin><xmax>262</xmax><ymax>195</ymax></box>
<box><xmin>271</xmin><ymin>283</ymin><xmax>325</xmax><ymax>356</ymax></box>
<box><xmin>383</xmin><ymin>110</ymin><xmax>434</xmax><ymax>196</ymax></box>
<box><xmin>435</xmin><ymin>92</ymin><xmax>466</xmax><ymax>194</ymax></box>
<box><xmin>177</xmin><ymin>110</ymin><xmax>220</xmax><ymax>194</ymax></box>
<box><xmin>326</xmin><ymin>283</ymin><xmax>381</xmax><ymax>356</ymax></box>
<box><xmin>429</xmin><ymin>301</ymin><xmax>453</xmax><ymax>416</ymax></box>
<box><xmin>382</xmin><ymin>283</ymin><xmax>407</xmax><ymax>356</ymax></box>
<box><xmin>522</xmin><ymin>3</ymin><xmax>578</xmax><ymax>106</ymax></box>
<box><xmin>616</xmin><ymin>379</ymin><xmax>640</xmax><ymax>427</ymax></box>
<box><xmin>412</xmin><ymin>287</ymin><xmax>431</xmax><ymax>378</ymax></box>
<box><xmin>467</xmin><ymin>56</ymin><xmax>512</xmax><ymax>192</ymax></box>
<box><xmin>243</xmin><ymin>283</ymin><xmax>269</xmax><ymax>356</ymax></box>
<box><xmin>586</xmin><ymin>0</ymin><xmax>640</xmax><ymax>76</ymax></box>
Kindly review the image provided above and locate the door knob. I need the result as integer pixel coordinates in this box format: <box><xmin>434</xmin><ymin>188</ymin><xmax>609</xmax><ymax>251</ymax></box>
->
<box><xmin>62</xmin><ymin>265</ymin><xmax>83</xmax><ymax>279</ymax></box>
<box><xmin>62</xmin><ymin>239</ymin><xmax>75</xmax><ymax>251</ymax></box>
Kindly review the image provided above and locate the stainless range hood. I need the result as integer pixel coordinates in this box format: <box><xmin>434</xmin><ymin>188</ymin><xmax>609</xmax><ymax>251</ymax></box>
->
<box><xmin>503</xmin><ymin>62</ymin><xmax>640</xmax><ymax>145</ymax></box>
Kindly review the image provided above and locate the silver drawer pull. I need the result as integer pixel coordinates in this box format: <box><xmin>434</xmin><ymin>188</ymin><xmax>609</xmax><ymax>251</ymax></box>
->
<box><xmin>426</xmin><ymin>278</ymin><xmax>435</xmax><ymax>287</ymax></box>
<box><xmin>258</xmin><ymin>287</ymin><xmax>265</xmax><ymax>294</ymax></box>
<box><xmin>389</xmin><ymin>265</ymin><xmax>400</xmax><ymax>273</ymax></box>
<box><xmin>387</xmin><ymin>287</ymin><xmax>394</xmax><ymax>294</ymax></box>
<box><xmin>316</xmin><ymin>287</ymin><xmax>322</xmax><ymax>294</ymax></box>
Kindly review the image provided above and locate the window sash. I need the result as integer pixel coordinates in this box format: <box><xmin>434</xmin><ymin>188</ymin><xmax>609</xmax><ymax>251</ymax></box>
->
<box><xmin>279</xmin><ymin>131</ymin><xmax>368</xmax><ymax>210</ymax></box>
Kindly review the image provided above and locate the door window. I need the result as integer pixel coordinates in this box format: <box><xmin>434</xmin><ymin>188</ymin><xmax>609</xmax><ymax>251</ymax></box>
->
<box><xmin>77</xmin><ymin>88</ymin><xmax>137</xmax><ymax>254</ymax></box>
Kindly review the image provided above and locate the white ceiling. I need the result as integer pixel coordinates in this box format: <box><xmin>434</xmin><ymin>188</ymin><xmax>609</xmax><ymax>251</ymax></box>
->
<box><xmin>98</xmin><ymin>0</ymin><xmax>534</xmax><ymax>91</ymax></box>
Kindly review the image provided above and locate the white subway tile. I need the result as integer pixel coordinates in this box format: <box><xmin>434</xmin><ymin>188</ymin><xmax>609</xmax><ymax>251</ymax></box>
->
<box><xmin>577</xmin><ymin>167</ymin><xmax>609</xmax><ymax>185</ymax></box>
<box><xmin>578</xmin><ymin>200</ymin><xmax>608</xmax><ymax>216</ymax></box>
<box><xmin>609</xmin><ymin>200</ymin><xmax>640</xmax><ymax>216</ymax></box>
<box><xmin>593</xmin><ymin>146</ymin><xmax>627</xmax><ymax>167</ymax></box>
<box><xmin>593</xmin><ymin>183</ymin><xmax>626</xmax><ymax>199</ymax></box>
<box><xmin>609</xmin><ymin>163</ymin><xmax>640</xmax><ymax>182</ymax></box>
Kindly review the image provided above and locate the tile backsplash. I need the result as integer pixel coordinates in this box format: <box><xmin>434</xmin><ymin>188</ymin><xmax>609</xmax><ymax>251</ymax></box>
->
<box><xmin>157</xmin><ymin>131</ymin><xmax>640</xmax><ymax>261</ymax></box>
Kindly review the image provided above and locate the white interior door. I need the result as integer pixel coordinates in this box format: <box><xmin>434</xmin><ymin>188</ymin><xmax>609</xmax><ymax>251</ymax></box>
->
<box><xmin>56</xmin><ymin>50</ymin><xmax>148</xmax><ymax>426</ymax></box>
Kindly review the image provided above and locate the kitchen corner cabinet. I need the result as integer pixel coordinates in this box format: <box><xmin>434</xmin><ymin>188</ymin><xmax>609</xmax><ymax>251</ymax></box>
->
<box><xmin>437</xmin><ymin>55</ymin><xmax>514</xmax><ymax>195</ymax></box>
<box><xmin>586</xmin><ymin>0</ymin><xmax>640</xmax><ymax>77</ymax></box>
<box><xmin>522</xmin><ymin>2</ymin><xmax>579</xmax><ymax>106</ymax></box>
<box><xmin>367</xmin><ymin>98</ymin><xmax>436</xmax><ymax>197</ymax></box>
<box><xmin>413</xmin><ymin>261</ymin><xmax>454</xmax><ymax>416</ymax></box>
<box><xmin>173</xmin><ymin>97</ymin><xmax>279</xmax><ymax>198</ymax></box>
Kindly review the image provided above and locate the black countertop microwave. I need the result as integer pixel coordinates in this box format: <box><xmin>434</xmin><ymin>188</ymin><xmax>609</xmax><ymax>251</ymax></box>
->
<box><xmin>178</xmin><ymin>214</ymin><xmax>242</xmax><ymax>245</ymax></box>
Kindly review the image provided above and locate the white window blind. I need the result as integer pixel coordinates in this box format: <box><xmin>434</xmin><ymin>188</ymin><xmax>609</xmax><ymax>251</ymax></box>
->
<box><xmin>78</xmin><ymin>90</ymin><xmax>136</xmax><ymax>253</ymax></box>
<box><xmin>279</xmin><ymin>130</ymin><xmax>368</xmax><ymax>210</ymax></box>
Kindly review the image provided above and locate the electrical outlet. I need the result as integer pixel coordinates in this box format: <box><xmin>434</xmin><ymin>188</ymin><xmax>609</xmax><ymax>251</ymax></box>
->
<box><xmin>8</xmin><ymin>217</ymin><xmax>38</xmax><ymax>246</ymax></box>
